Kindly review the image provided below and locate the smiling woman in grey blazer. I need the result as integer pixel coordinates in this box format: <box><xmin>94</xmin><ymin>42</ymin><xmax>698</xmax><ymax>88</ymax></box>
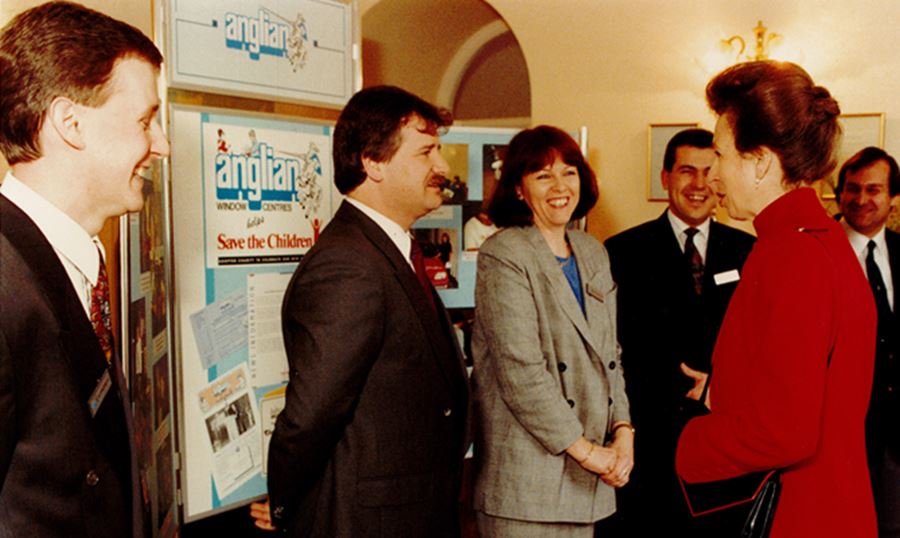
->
<box><xmin>472</xmin><ymin>126</ymin><xmax>633</xmax><ymax>537</ymax></box>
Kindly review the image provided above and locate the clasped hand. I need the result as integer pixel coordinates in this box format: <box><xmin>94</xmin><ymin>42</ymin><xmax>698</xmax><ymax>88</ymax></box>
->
<box><xmin>569</xmin><ymin>429</ymin><xmax>634</xmax><ymax>488</ymax></box>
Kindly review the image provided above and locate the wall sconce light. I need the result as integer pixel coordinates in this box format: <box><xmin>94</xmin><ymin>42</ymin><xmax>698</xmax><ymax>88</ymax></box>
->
<box><xmin>722</xmin><ymin>20</ymin><xmax>781</xmax><ymax>62</ymax></box>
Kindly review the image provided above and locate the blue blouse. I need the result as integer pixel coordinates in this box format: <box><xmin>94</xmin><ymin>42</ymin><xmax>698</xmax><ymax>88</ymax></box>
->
<box><xmin>556</xmin><ymin>254</ymin><xmax>585</xmax><ymax>314</ymax></box>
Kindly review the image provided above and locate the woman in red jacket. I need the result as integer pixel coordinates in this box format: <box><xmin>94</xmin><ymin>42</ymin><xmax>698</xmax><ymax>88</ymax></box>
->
<box><xmin>676</xmin><ymin>61</ymin><xmax>878</xmax><ymax>537</ymax></box>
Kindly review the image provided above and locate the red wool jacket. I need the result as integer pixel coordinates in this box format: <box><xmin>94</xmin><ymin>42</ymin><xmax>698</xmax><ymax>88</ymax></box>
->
<box><xmin>677</xmin><ymin>188</ymin><xmax>878</xmax><ymax>538</ymax></box>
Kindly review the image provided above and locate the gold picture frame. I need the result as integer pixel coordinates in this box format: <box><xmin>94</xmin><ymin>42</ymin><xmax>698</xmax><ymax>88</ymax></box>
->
<box><xmin>648</xmin><ymin>123</ymin><xmax>700</xmax><ymax>201</ymax></box>
<box><xmin>818</xmin><ymin>113</ymin><xmax>885</xmax><ymax>199</ymax></box>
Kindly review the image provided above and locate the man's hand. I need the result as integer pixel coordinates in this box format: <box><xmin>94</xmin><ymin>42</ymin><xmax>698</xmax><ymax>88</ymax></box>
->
<box><xmin>680</xmin><ymin>362</ymin><xmax>711</xmax><ymax>409</ymax></box>
<box><xmin>250</xmin><ymin>498</ymin><xmax>276</xmax><ymax>531</ymax></box>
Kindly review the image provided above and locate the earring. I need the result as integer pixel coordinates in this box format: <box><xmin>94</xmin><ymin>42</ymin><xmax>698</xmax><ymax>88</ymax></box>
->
<box><xmin>754</xmin><ymin>177</ymin><xmax>763</xmax><ymax>188</ymax></box>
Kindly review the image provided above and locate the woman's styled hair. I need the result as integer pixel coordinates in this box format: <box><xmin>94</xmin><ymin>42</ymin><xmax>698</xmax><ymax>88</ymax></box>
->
<box><xmin>488</xmin><ymin>125</ymin><xmax>598</xmax><ymax>227</ymax></box>
<box><xmin>706</xmin><ymin>60</ymin><xmax>841</xmax><ymax>184</ymax></box>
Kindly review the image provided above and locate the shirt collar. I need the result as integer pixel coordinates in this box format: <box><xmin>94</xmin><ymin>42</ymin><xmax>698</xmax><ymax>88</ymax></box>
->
<box><xmin>666</xmin><ymin>209</ymin><xmax>711</xmax><ymax>239</ymax></box>
<box><xmin>841</xmin><ymin>218</ymin><xmax>888</xmax><ymax>258</ymax></box>
<box><xmin>345</xmin><ymin>197</ymin><xmax>413</xmax><ymax>264</ymax></box>
<box><xmin>1</xmin><ymin>172</ymin><xmax>101</xmax><ymax>285</ymax></box>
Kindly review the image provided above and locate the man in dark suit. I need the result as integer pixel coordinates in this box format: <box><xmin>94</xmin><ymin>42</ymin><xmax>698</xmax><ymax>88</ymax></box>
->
<box><xmin>0</xmin><ymin>3</ymin><xmax>168</xmax><ymax>537</ymax></box>
<box><xmin>835</xmin><ymin>146</ymin><xmax>900</xmax><ymax>537</ymax></box>
<box><xmin>262</xmin><ymin>86</ymin><xmax>469</xmax><ymax>537</ymax></box>
<box><xmin>603</xmin><ymin>129</ymin><xmax>755</xmax><ymax>536</ymax></box>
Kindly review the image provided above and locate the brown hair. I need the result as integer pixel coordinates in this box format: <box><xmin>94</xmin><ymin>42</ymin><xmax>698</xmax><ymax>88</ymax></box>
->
<box><xmin>332</xmin><ymin>86</ymin><xmax>452</xmax><ymax>194</ymax></box>
<box><xmin>706</xmin><ymin>61</ymin><xmax>841</xmax><ymax>184</ymax></box>
<box><xmin>0</xmin><ymin>1</ymin><xmax>163</xmax><ymax>164</ymax></box>
<box><xmin>489</xmin><ymin>125</ymin><xmax>598</xmax><ymax>227</ymax></box>
<box><xmin>835</xmin><ymin>146</ymin><xmax>900</xmax><ymax>199</ymax></box>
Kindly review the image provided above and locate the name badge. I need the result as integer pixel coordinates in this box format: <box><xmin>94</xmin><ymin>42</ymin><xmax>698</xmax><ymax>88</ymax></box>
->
<box><xmin>714</xmin><ymin>269</ymin><xmax>740</xmax><ymax>286</ymax></box>
<box><xmin>88</xmin><ymin>369</ymin><xmax>112</xmax><ymax>417</ymax></box>
<box><xmin>586</xmin><ymin>281</ymin><xmax>611</xmax><ymax>302</ymax></box>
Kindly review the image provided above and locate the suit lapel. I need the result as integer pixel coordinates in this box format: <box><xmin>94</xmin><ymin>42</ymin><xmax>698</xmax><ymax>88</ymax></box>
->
<box><xmin>654</xmin><ymin>212</ymin><xmax>691</xmax><ymax>270</ymax></box>
<box><xmin>650</xmin><ymin>212</ymin><xmax>696</xmax><ymax>294</ymax></box>
<box><xmin>887</xmin><ymin>230</ymin><xmax>900</xmax><ymax>311</ymax></box>
<box><xmin>337</xmin><ymin>203</ymin><xmax>465</xmax><ymax>390</ymax></box>
<box><xmin>705</xmin><ymin>223</ymin><xmax>725</xmax><ymax>275</ymax></box>
<box><xmin>1</xmin><ymin>195</ymin><xmax>111</xmax><ymax>395</ymax></box>
<box><xmin>568</xmin><ymin>231</ymin><xmax>611</xmax><ymax>362</ymax></box>
<box><xmin>524</xmin><ymin>227</ymin><xmax>604</xmax><ymax>359</ymax></box>
<box><xmin>705</xmin><ymin>222</ymin><xmax>747</xmax><ymax>286</ymax></box>
<box><xmin>0</xmin><ymin>194</ymin><xmax>132</xmax><ymax>477</ymax></box>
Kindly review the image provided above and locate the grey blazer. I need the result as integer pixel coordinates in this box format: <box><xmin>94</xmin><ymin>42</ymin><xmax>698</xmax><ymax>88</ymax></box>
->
<box><xmin>471</xmin><ymin>226</ymin><xmax>629</xmax><ymax>523</ymax></box>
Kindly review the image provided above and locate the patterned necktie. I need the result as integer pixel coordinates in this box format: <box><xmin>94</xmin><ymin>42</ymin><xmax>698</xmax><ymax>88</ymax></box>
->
<box><xmin>866</xmin><ymin>240</ymin><xmax>891</xmax><ymax>319</ymax></box>
<box><xmin>90</xmin><ymin>248</ymin><xmax>114</xmax><ymax>363</ymax></box>
<box><xmin>410</xmin><ymin>240</ymin><xmax>436</xmax><ymax>312</ymax></box>
<box><xmin>684</xmin><ymin>227</ymin><xmax>704</xmax><ymax>295</ymax></box>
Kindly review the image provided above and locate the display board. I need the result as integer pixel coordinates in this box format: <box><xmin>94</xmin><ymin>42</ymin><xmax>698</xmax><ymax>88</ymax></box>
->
<box><xmin>165</xmin><ymin>0</ymin><xmax>357</xmax><ymax>107</ymax></box>
<box><xmin>122</xmin><ymin>159</ymin><xmax>179</xmax><ymax>538</ymax></box>
<box><xmin>169</xmin><ymin>106</ymin><xmax>339</xmax><ymax>521</ymax></box>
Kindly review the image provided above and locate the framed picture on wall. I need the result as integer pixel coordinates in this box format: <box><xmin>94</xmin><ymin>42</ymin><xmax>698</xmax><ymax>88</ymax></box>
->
<box><xmin>647</xmin><ymin>123</ymin><xmax>699</xmax><ymax>201</ymax></box>
<box><xmin>819</xmin><ymin>113</ymin><xmax>885</xmax><ymax>199</ymax></box>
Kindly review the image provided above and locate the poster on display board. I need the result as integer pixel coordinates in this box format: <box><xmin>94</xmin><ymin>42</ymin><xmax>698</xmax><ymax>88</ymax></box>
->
<box><xmin>411</xmin><ymin>126</ymin><xmax>520</xmax><ymax>310</ymax></box>
<box><xmin>170</xmin><ymin>105</ymin><xmax>339</xmax><ymax>521</ymax></box>
<box><xmin>123</xmin><ymin>159</ymin><xmax>178</xmax><ymax>538</ymax></box>
<box><xmin>165</xmin><ymin>0</ymin><xmax>358</xmax><ymax>107</ymax></box>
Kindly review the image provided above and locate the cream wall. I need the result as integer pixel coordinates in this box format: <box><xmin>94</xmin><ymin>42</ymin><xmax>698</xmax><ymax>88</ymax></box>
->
<box><xmin>0</xmin><ymin>0</ymin><xmax>151</xmax><ymax>30</ymax></box>
<box><xmin>485</xmin><ymin>0</ymin><xmax>900</xmax><ymax>240</ymax></box>
<box><xmin>4</xmin><ymin>0</ymin><xmax>900</xmax><ymax>240</ymax></box>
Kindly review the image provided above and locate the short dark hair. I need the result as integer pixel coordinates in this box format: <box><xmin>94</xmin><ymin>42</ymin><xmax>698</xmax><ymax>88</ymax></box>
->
<box><xmin>835</xmin><ymin>146</ymin><xmax>900</xmax><ymax>200</ymax></box>
<box><xmin>663</xmin><ymin>129</ymin><xmax>713</xmax><ymax>172</ymax></box>
<box><xmin>706</xmin><ymin>60</ymin><xmax>841</xmax><ymax>185</ymax></box>
<box><xmin>488</xmin><ymin>125</ymin><xmax>598</xmax><ymax>228</ymax></box>
<box><xmin>332</xmin><ymin>85</ymin><xmax>452</xmax><ymax>194</ymax></box>
<box><xmin>0</xmin><ymin>1</ymin><xmax>163</xmax><ymax>164</ymax></box>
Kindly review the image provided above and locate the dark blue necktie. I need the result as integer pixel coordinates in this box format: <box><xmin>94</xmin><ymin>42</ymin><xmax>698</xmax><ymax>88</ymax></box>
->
<box><xmin>866</xmin><ymin>240</ymin><xmax>891</xmax><ymax>319</ymax></box>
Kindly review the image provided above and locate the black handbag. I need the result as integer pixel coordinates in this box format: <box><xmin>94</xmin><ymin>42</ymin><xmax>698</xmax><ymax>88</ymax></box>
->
<box><xmin>677</xmin><ymin>377</ymin><xmax>782</xmax><ymax>538</ymax></box>
<box><xmin>740</xmin><ymin>471</ymin><xmax>781</xmax><ymax>538</ymax></box>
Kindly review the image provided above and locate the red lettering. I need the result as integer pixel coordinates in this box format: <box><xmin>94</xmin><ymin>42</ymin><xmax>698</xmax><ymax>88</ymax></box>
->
<box><xmin>216</xmin><ymin>233</ymin><xmax>245</xmax><ymax>250</ymax></box>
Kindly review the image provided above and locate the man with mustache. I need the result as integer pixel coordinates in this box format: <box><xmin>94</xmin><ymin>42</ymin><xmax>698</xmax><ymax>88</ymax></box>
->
<box><xmin>258</xmin><ymin>86</ymin><xmax>469</xmax><ymax>537</ymax></box>
<box><xmin>603</xmin><ymin>129</ymin><xmax>755</xmax><ymax>536</ymax></box>
<box><xmin>0</xmin><ymin>2</ymin><xmax>168</xmax><ymax>537</ymax></box>
<box><xmin>835</xmin><ymin>146</ymin><xmax>900</xmax><ymax>537</ymax></box>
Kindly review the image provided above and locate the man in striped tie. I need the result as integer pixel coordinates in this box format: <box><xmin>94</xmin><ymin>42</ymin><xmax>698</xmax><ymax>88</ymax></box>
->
<box><xmin>0</xmin><ymin>3</ymin><xmax>169</xmax><ymax>537</ymax></box>
<box><xmin>603</xmin><ymin>128</ymin><xmax>755</xmax><ymax>537</ymax></box>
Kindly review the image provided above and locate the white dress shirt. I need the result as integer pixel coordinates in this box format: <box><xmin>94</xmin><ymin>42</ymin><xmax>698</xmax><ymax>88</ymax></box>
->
<box><xmin>1</xmin><ymin>172</ymin><xmax>103</xmax><ymax>317</ymax></box>
<box><xmin>842</xmin><ymin>219</ymin><xmax>894</xmax><ymax>311</ymax></box>
<box><xmin>345</xmin><ymin>197</ymin><xmax>414</xmax><ymax>269</ymax></box>
<box><xmin>667</xmin><ymin>210</ymin><xmax>711</xmax><ymax>263</ymax></box>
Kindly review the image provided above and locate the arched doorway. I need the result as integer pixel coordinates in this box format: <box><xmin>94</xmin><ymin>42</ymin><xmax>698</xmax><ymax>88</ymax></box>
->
<box><xmin>360</xmin><ymin>0</ymin><xmax>530</xmax><ymax>125</ymax></box>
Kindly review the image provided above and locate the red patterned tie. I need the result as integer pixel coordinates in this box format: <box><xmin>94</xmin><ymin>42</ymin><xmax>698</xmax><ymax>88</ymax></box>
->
<box><xmin>90</xmin><ymin>248</ymin><xmax>114</xmax><ymax>363</ymax></box>
<box><xmin>684</xmin><ymin>227</ymin><xmax>704</xmax><ymax>295</ymax></box>
<box><xmin>410</xmin><ymin>240</ymin><xmax>437</xmax><ymax>312</ymax></box>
